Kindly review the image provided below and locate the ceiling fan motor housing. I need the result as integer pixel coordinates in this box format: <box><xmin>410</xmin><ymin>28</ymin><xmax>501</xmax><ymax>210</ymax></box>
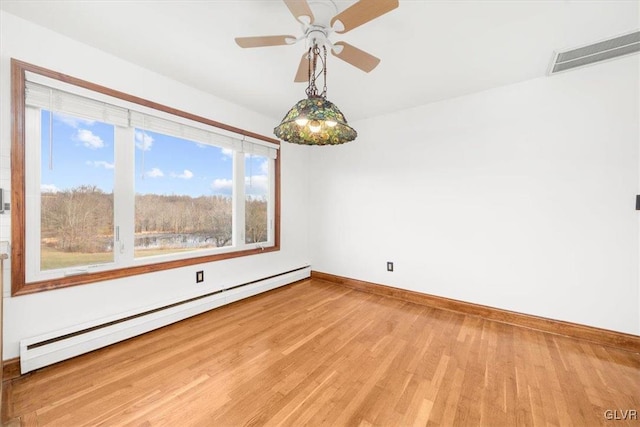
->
<box><xmin>305</xmin><ymin>27</ymin><xmax>330</xmax><ymax>49</ymax></box>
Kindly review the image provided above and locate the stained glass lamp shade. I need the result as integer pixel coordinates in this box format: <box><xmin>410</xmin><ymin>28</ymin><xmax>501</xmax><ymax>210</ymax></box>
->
<box><xmin>274</xmin><ymin>43</ymin><xmax>357</xmax><ymax>146</ymax></box>
<box><xmin>274</xmin><ymin>96</ymin><xmax>356</xmax><ymax>145</ymax></box>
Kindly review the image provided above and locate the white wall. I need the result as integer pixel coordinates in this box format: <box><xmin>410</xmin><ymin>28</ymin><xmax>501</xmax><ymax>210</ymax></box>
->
<box><xmin>0</xmin><ymin>11</ymin><xmax>310</xmax><ymax>359</ymax></box>
<box><xmin>309</xmin><ymin>56</ymin><xmax>640</xmax><ymax>335</ymax></box>
<box><xmin>1</xmin><ymin>10</ymin><xmax>638</xmax><ymax>363</ymax></box>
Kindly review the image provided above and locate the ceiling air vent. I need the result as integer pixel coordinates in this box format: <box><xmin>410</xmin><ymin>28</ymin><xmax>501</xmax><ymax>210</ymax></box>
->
<box><xmin>549</xmin><ymin>30</ymin><xmax>640</xmax><ymax>75</ymax></box>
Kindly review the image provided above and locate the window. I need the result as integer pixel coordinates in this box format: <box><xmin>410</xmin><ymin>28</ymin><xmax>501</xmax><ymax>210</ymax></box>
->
<box><xmin>245</xmin><ymin>154</ymin><xmax>271</xmax><ymax>244</ymax></box>
<box><xmin>38</xmin><ymin>111</ymin><xmax>115</xmax><ymax>271</ymax></box>
<box><xmin>11</xmin><ymin>59</ymin><xmax>280</xmax><ymax>295</ymax></box>
<box><xmin>133</xmin><ymin>129</ymin><xmax>234</xmax><ymax>258</ymax></box>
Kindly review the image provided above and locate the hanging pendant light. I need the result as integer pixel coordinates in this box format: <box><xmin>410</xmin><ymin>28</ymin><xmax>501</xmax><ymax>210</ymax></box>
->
<box><xmin>274</xmin><ymin>44</ymin><xmax>357</xmax><ymax>145</ymax></box>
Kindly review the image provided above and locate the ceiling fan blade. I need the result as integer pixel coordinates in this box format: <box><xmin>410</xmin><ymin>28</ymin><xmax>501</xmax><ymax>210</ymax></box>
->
<box><xmin>283</xmin><ymin>0</ymin><xmax>315</xmax><ymax>24</ymax></box>
<box><xmin>294</xmin><ymin>52</ymin><xmax>310</xmax><ymax>82</ymax></box>
<box><xmin>332</xmin><ymin>42</ymin><xmax>380</xmax><ymax>73</ymax></box>
<box><xmin>331</xmin><ymin>0</ymin><xmax>399</xmax><ymax>34</ymax></box>
<box><xmin>235</xmin><ymin>35</ymin><xmax>296</xmax><ymax>48</ymax></box>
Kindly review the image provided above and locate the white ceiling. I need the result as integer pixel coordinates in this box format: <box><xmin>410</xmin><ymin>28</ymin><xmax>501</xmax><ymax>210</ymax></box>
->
<box><xmin>1</xmin><ymin>1</ymin><xmax>638</xmax><ymax>122</ymax></box>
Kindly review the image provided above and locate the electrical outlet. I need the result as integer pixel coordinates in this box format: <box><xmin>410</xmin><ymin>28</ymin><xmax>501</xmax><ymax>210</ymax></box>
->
<box><xmin>387</xmin><ymin>262</ymin><xmax>394</xmax><ymax>272</ymax></box>
<box><xmin>196</xmin><ymin>270</ymin><xmax>204</xmax><ymax>283</ymax></box>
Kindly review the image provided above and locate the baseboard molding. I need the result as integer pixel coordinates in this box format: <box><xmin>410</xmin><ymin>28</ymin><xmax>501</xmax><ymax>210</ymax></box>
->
<box><xmin>311</xmin><ymin>271</ymin><xmax>640</xmax><ymax>353</ymax></box>
<box><xmin>2</xmin><ymin>358</ymin><xmax>20</xmax><ymax>382</ymax></box>
<box><xmin>15</xmin><ymin>267</ymin><xmax>311</xmax><ymax>376</ymax></box>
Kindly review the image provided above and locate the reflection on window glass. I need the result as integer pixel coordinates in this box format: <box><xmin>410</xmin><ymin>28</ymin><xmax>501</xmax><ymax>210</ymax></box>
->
<box><xmin>245</xmin><ymin>154</ymin><xmax>269</xmax><ymax>244</ymax></box>
<box><xmin>40</xmin><ymin>110</ymin><xmax>115</xmax><ymax>270</ymax></box>
<box><xmin>134</xmin><ymin>129</ymin><xmax>233</xmax><ymax>258</ymax></box>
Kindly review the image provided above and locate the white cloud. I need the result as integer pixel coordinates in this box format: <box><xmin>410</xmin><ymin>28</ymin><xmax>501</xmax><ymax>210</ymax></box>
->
<box><xmin>146</xmin><ymin>167</ymin><xmax>164</xmax><ymax>178</ymax></box>
<box><xmin>171</xmin><ymin>169</ymin><xmax>194</xmax><ymax>179</ymax></box>
<box><xmin>135</xmin><ymin>130</ymin><xmax>153</xmax><ymax>151</ymax></box>
<box><xmin>245</xmin><ymin>174</ymin><xmax>268</xmax><ymax>197</ymax></box>
<box><xmin>75</xmin><ymin>129</ymin><xmax>104</xmax><ymax>149</ymax></box>
<box><xmin>41</xmin><ymin>184</ymin><xmax>60</xmax><ymax>193</ymax></box>
<box><xmin>260</xmin><ymin>160</ymin><xmax>269</xmax><ymax>174</ymax></box>
<box><xmin>54</xmin><ymin>113</ymin><xmax>95</xmax><ymax>129</ymax></box>
<box><xmin>211</xmin><ymin>175</ymin><xmax>267</xmax><ymax>196</ymax></box>
<box><xmin>221</xmin><ymin>148</ymin><xmax>233</xmax><ymax>158</ymax></box>
<box><xmin>86</xmin><ymin>160</ymin><xmax>114</xmax><ymax>169</ymax></box>
<box><xmin>211</xmin><ymin>178</ymin><xmax>232</xmax><ymax>193</ymax></box>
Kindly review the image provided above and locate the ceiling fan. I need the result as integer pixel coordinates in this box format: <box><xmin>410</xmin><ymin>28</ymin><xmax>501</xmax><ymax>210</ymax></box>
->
<box><xmin>235</xmin><ymin>0</ymin><xmax>399</xmax><ymax>82</ymax></box>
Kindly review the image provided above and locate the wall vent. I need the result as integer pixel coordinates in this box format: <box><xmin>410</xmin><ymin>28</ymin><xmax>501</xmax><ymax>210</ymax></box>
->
<box><xmin>548</xmin><ymin>30</ymin><xmax>640</xmax><ymax>75</ymax></box>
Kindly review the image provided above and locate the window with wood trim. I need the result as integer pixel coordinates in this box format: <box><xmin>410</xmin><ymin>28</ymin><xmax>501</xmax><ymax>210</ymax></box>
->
<box><xmin>11</xmin><ymin>59</ymin><xmax>280</xmax><ymax>296</ymax></box>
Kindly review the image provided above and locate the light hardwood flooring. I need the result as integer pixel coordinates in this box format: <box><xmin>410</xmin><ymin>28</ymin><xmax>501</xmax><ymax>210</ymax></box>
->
<box><xmin>3</xmin><ymin>279</ymin><xmax>640</xmax><ymax>426</ymax></box>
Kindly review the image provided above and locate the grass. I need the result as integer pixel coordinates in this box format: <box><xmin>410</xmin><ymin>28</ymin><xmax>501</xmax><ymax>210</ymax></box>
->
<box><xmin>40</xmin><ymin>246</ymin><xmax>214</xmax><ymax>270</ymax></box>
<box><xmin>40</xmin><ymin>247</ymin><xmax>113</xmax><ymax>270</ymax></box>
<box><xmin>134</xmin><ymin>247</ymin><xmax>203</xmax><ymax>258</ymax></box>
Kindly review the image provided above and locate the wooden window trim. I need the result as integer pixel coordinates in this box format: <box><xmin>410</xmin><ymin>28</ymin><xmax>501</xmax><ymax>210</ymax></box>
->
<box><xmin>10</xmin><ymin>58</ymin><xmax>281</xmax><ymax>296</ymax></box>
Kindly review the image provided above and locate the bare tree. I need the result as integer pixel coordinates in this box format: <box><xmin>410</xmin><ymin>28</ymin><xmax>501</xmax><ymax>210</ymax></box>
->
<box><xmin>42</xmin><ymin>185</ymin><xmax>113</xmax><ymax>253</ymax></box>
<box><xmin>44</xmin><ymin>189</ymin><xmax>240</xmax><ymax>254</ymax></box>
<box><xmin>245</xmin><ymin>197</ymin><xmax>267</xmax><ymax>243</ymax></box>
<box><xmin>208</xmin><ymin>196</ymin><xmax>232</xmax><ymax>247</ymax></box>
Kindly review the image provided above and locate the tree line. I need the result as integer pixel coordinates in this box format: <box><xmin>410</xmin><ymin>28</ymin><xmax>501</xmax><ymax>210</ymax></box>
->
<box><xmin>41</xmin><ymin>185</ymin><xmax>268</xmax><ymax>253</ymax></box>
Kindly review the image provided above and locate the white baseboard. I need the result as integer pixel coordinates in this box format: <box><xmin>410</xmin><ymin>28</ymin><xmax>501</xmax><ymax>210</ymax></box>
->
<box><xmin>20</xmin><ymin>267</ymin><xmax>310</xmax><ymax>374</ymax></box>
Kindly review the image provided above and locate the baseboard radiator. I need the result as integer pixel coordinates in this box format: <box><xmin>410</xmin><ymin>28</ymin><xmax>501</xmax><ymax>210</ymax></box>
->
<box><xmin>19</xmin><ymin>266</ymin><xmax>311</xmax><ymax>374</ymax></box>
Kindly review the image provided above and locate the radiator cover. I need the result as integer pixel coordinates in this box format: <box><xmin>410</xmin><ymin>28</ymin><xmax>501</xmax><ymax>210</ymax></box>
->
<box><xmin>20</xmin><ymin>267</ymin><xmax>310</xmax><ymax>374</ymax></box>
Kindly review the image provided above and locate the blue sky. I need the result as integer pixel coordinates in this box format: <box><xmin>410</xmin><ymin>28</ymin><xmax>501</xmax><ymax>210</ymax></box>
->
<box><xmin>41</xmin><ymin>111</ymin><xmax>115</xmax><ymax>194</ymax></box>
<box><xmin>41</xmin><ymin>111</ymin><xmax>268</xmax><ymax>198</ymax></box>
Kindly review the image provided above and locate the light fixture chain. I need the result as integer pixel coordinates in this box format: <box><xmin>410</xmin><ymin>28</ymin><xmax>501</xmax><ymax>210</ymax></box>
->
<box><xmin>322</xmin><ymin>45</ymin><xmax>328</xmax><ymax>98</ymax></box>
<box><xmin>306</xmin><ymin>44</ymin><xmax>323</xmax><ymax>98</ymax></box>
<box><xmin>306</xmin><ymin>46</ymin><xmax>312</xmax><ymax>97</ymax></box>
<box><xmin>312</xmin><ymin>45</ymin><xmax>318</xmax><ymax>96</ymax></box>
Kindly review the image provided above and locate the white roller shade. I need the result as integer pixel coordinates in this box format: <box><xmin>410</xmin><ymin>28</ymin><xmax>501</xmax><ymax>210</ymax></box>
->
<box><xmin>25</xmin><ymin>82</ymin><xmax>130</xmax><ymax>127</ymax></box>
<box><xmin>129</xmin><ymin>111</ymin><xmax>242</xmax><ymax>153</ymax></box>
<box><xmin>25</xmin><ymin>75</ymin><xmax>279</xmax><ymax>159</ymax></box>
<box><xmin>130</xmin><ymin>111</ymin><xmax>278</xmax><ymax>159</ymax></box>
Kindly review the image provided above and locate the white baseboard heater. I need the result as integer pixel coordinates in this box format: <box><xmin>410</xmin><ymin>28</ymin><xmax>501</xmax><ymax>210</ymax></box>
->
<box><xmin>20</xmin><ymin>266</ymin><xmax>311</xmax><ymax>374</ymax></box>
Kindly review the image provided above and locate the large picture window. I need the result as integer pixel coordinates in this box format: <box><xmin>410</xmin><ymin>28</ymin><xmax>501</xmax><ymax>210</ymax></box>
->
<box><xmin>11</xmin><ymin>59</ymin><xmax>280</xmax><ymax>295</ymax></box>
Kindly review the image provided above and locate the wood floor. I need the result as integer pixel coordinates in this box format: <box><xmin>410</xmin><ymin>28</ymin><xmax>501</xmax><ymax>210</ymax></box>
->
<box><xmin>3</xmin><ymin>278</ymin><xmax>640</xmax><ymax>426</ymax></box>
